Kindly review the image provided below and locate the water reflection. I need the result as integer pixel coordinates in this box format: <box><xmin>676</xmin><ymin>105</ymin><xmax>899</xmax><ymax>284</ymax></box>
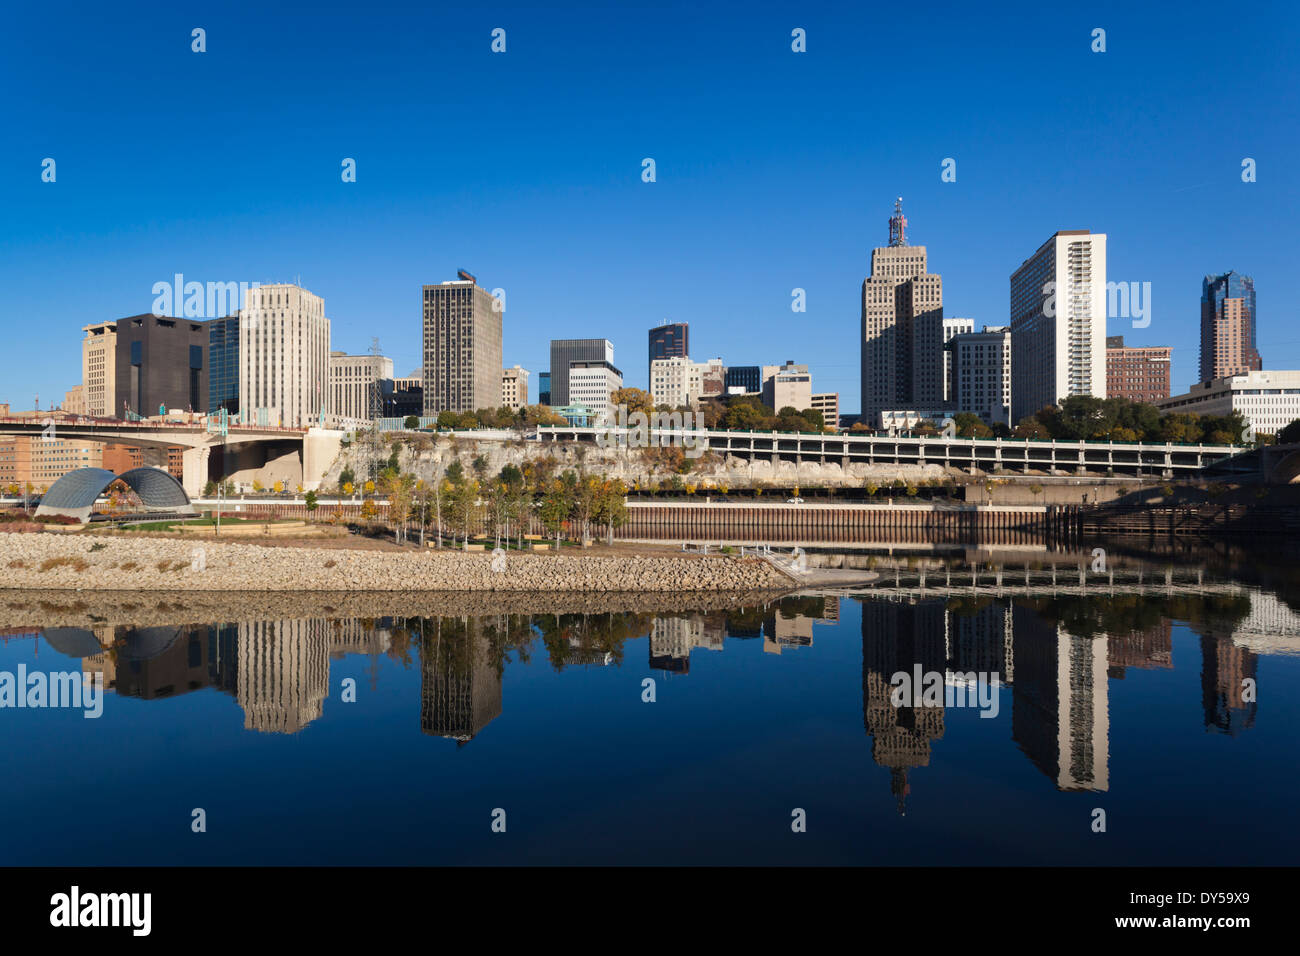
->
<box><xmin>5</xmin><ymin>580</ymin><xmax>1296</xmax><ymax>799</ymax></box>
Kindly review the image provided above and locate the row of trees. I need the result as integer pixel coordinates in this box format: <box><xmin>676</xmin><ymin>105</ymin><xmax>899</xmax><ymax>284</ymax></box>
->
<box><xmin>358</xmin><ymin>453</ymin><xmax>629</xmax><ymax>550</ymax></box>
<box><xmin>1012</xmin><ymin>396</ymin><xmax>1252</xmax><ymax>445</ymax></box>
<box><xmin>610</xmin><ymin>388</ymin><xmax>828</xmax><ymax>433</ymax></box>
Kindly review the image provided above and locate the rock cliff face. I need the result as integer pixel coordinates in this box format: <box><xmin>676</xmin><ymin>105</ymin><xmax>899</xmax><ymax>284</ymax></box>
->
<box><xmin>324</xmin><ymin>434</ymin><xmax>942</xmax><ymax>493</ymax></box>
<box><xmin>0</xmin><ymin>533</ymin><xmax>795</xmax><ymax>593</ymax></box>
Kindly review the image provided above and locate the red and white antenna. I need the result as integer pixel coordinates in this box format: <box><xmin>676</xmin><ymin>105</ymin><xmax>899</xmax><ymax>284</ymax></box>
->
<box><xmin>888</xmin><ymin>197</ymin><xmax>908</xmax><ymax>247</ymax></box>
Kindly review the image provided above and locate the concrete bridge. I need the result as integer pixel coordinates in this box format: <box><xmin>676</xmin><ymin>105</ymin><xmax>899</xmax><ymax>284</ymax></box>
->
<box><xmin>0</xmin><ymin>417</ymin><xmax>344</xmax><ymax>495</ymax></box>
<box><xmin>535</xmin><ymin>425</ymin><xmax>1241</xmax><ymax>479</ymax></box>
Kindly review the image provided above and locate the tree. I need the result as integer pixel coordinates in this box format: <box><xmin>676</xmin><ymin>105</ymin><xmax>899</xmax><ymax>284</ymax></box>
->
<box><xmin>610</xmin><ymin>387</ymin><xmax>655</xmax><ymax>417</ymax></box>
<box><xmin>272</xmin><ymin>480</ymin><xmax>284</xmax><ymax>494</ymax></box>
<box><xmin>252</xmin><ymin>479</ymin><xmax>264</xmax><ymax>493</ymax></box>
<box><xmin>441</xmin><ymin>478</ymin><xmax>480</xmax><ymax>550</ymax></box>
<box><xmin>1014</xmin><ymin>416</ymin><xmax>1050</xmax><ymax>440</ymax></box>
<box><xmin>338</xmin><ymin>466</ymin><xmax>356</xmax><ymax>489</ymax></box>
<box><xmin>382</xmin><ymin>471</ymin><xmax>416</xmax><ymax>544</ymax></box>
<box><xmin>404</xmin><ymin>415</ymin><xmax>420</xmax><ymax>430</ymax></box>
<box><xmin>538</xmin><ymin>479</ymin><xmax>572</xmax><ymax>549</ymax></box>
<box><xmin>1279</xmin><ymin>418</ymin><xmax>1300</xmax><ymax>444</ymax></box>
<box><xmin>305</xmin><ymin>490</ymin><xmax>318</xmax><ymax>513</ymax></box>
<box><xmin>342</xmin><ymin>481</ymin><xmax>355</xmax><ymax>497</ymax></box>
<box><xmin>437</xmin><ymin>410</ymin><xmax>459</xmax><ymax>429</ymax></box>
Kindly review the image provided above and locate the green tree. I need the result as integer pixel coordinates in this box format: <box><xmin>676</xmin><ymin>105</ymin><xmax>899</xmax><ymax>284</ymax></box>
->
<box><xmin>404</xmin><ymin>415</ymin><xmax>420</xmax><ymax>430</ymax></box>
<box><xmin>304</xmin><ymin>490</ymin><xmax>318</xmax><ymax>513</ymax></box>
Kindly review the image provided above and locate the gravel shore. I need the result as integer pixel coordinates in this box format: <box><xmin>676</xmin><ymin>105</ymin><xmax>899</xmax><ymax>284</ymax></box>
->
<box><xmin>0</xmin><ymin>532</ymin><xmax>795</xmax><ymax>593</ymax></box>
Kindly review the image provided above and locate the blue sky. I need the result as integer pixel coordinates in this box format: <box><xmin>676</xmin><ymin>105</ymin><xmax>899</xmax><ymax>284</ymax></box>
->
<box><xmin>1</xmin><ymin>0</ymin><xmax>1297</xmax><ymax>410</ymax></box>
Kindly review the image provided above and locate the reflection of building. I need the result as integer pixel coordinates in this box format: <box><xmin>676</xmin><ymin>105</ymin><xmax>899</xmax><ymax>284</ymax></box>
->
<box><xmin>649</xmin><ymin>615</ymin><xmax>712</xmax><ymax>673</ymax></box>
<box><xmin>1199</xmin><ymin>635</ymin><xmax>1257</xmax><ymax>736</ymax></box>
<box><xmin>236</xmin><ymin>620</ymin><xmax>330</xmax><ymax>734</ymax></box>
<box><xmin>82</xmin><ymin>625</ymin><xmax>217</xmax><ymax>699</ymax></box>
<box><xmin>861</xmin><ymin>600</ymin><xmax>949</xmax><ymax>813</ymax></box>
<box><xmin>1107</xmin><ymin>622</ymin><xmax>1172</xmax><ymax>679</ymax></box>
<box><xmin>1227</xmin><ymin>590</ymin><xmax>1300</xmax><ymax>656</ymax></box>
<box><xmin>1010</xmin><ymin>606</ymin><xmax>1108</xmax><ymax>791</ymax></box>
<box><xmin>420</xmin><ymin>622</ymin><xmax>502</xmax><ymax>742</ymax></box>
<box><xmin>945</xmin><ymin>600</ymin><xmax>1014</xmax><ymax>683</ymax></box>
<box><xmin>763</xmin><ymin>611</ymin><xmax>814</xmax><ymax>655</ymax></box>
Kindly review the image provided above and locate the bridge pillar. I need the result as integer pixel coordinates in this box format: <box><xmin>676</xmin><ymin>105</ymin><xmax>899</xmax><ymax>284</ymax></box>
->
<box><xmin>181</xmin><ymin>445</ymin><xmax>211</xmax><ymax>497</ymax></box>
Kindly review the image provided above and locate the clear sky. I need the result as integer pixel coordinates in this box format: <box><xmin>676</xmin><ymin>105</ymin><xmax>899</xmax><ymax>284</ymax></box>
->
<box><xmin>1</xmin><ymin>0</ymin><xmax>1296</xmax><ymax>411</ymax></box>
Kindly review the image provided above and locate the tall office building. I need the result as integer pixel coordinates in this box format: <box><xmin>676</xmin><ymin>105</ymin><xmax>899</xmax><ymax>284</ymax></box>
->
<box><xmin>951</xmin><ymin>326</ymin><xmax>1012</xmax><ymax>426</ymax></box>
<box><xmin>548</xmin><ymin>338</ymin><xmax>614</xmax><ymax>406</ymax></box>
<box><xmin>538</xmin><ymin>371</ymin><xmax>551</xmax><ymax>406</ymax></box>
<box><xmin>239</xmin><ymin>284</ymin><xmax>331</xmax><ymax>427</ymax></box>
<box><xmin>208</xmin><ymin>315</ymin><xmax>241</xmax><ymax>414</ymax></box>
<box><xmin>1009</xmin><ymin>230</ymin><xmax>1107</xmax><ymax>423</ymax></box>
<box><xmin>648</xmin><ymin>322</ymin><xmax>689</xmax><ymax>384</ymax></box>
<box><xmin>1106</xmin><ymin>336</ymin><xmax>1171</xmax><ymax>404</ymax></box>
<box><xmin>81</xmin><ymin>322</ymin><xmax>117</xmax><ymax>416</ymax></box>
<box><xmin>860</xmin><ymin>200</ymin><xmax>945</xmax><ymax>419</ymax></box>
<box><xmin>1200</xmin><ymin>272</ymin><xmax>1260</xmax><ymax>382</ymax></box>
<box><xmin>329</xmin><ymin>351</ymin><xmax>394</xmax><ymax>422</ymax></box>
<box><xmin>422</xmin><ymin>271</ymin><xmax>504</xmax><ymax>416</ymax></box>
<box><xmin>84</xmin><ymin>314</ymin><xmax>209</xmax><ymax>417</ymax></box>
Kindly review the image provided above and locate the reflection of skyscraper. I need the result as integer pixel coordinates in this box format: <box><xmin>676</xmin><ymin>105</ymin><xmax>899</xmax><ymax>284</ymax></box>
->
<box><xmin>861</xmin><ymin>600</ymin><xmax>949</xmax><ymax>813</ymax></box>
<box><xmin>1010</xmin><ymin>605</ymin><xmax>1109</xmax><ymax>791</ymax></box>
<box><xmin>945</xmin><ymin>600</ymin><xmax>1014</xmax><ymax>684</ymax></box>
<box><xmin>1107</xmin><ymin>622</ymin><xmax>1172</xmax><ymax>679</ymax></box>
<box><xmin>236</xmin><ymin>620</ymin><xmax>330</xmax><ymax>734</ymax></box>
<box><xmin>1199</xmin><ymin>635</ymin><xmax>1257</xmax><ymax>736</ymax></box>
<box><xmin>420</xmin><ymin>621</ymin><xmax>503</xmax><ymax>742</ymax></box>
<box><xmin>649</xmin><ymin>615</ymin><xmax>711</xmax><ymax>673</ymax></box>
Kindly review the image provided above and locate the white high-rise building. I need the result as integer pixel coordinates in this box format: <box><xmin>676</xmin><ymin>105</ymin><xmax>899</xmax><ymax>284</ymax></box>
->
<box><xmin>1010</xmin><ymin>231</ymin><xmax>1107</xmax><ymax>424</ymax></box>
<box><xmin>951</xmin><ymin>326</ymin><xmax>1012</xmax><ymax>426</ymax></box>
<box><xmin>239</xmin><ymin>284</ymin><xmax>331</xmax><ymax>427</ymax></box>
<box><xmin>568</xmin><ymin>360</ymin><xmax>623</xmax><ymax>421</ymax></box>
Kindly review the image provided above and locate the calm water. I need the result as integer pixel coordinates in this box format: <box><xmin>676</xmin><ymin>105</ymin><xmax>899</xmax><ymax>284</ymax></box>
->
<box><xmin>2</xmin><ymin>558</ymin><xmax>1298</xmax><ymax>866</ymax></box>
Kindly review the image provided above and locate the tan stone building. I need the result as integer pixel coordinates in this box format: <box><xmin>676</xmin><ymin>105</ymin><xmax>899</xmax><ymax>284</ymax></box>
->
<box><xmin>861</xmin><ymin>200</ymin><xmax>945</xmax><ymax>420</ymax></box>
<box><xmin>82</xmin><ymin>321</ymin><xmax>118</xmax><ymax>416</ymax></box>
<box><xmin>239</xmin><ymin>284</ymin><xmax>331</xmax><ymax>427</ymax></box>
<box><xmin>0</xmin><ymin>433</ymin><xmax>104</xmax><ymax>491</ymax></box>
<box><xmin>501</xmin><ymin>365</ymin><xmax>530</xmax><ymax>410</ymax></box>
<box><xmin>422</xmin><ymin>272</ymin><xmax>503</xmax><ymax>415</ymax></box>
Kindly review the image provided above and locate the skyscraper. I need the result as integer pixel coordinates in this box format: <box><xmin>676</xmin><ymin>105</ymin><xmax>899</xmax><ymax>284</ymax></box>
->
<box><xmin>208</xmin><ymin>315</ymin><xmax>241</xmax><ymax>414</ymax></box>
<box><xmin>1009</xmin><ymin>230</ymin><xmax>1107</xmax><ymax>424</ymax></box>
<box><xmin>239</xmin><ymin>284</ymin><xmax>331</xmax><ymax>427</ymax></box>
<box><xmin>422</xmin><ymin>271</ymin><xmax>504</xmax><ymax>416</ymax></box>
<box><xmin>860</xmin><ymin>200</ymin><xmax>944</xmax><ymax>420</ymax></box>
<box><xmin>548</xmin><ymin>338</ymin><xmax>614</xmax><ymax>406</ymax></box>
<box><xmin>648</xmin><ymin>322</ymin><xmax>689</xmax><ymax>385</ymax></box>
<box><xmin>1200</xmin><ymin>272</ymin><xmax>1260</xmax><ymax>382</ymax></box>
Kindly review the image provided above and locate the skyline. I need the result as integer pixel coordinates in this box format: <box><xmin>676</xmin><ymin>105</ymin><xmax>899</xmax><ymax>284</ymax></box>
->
<box><xmin>2</xmin><ymin>1</ymin><xmax>1297</xmax><ymax>411</ymax></box>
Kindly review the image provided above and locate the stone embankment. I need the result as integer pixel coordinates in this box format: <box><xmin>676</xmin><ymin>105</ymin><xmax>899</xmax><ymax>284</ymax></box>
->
<box><xmin>0</xmin><ymin>532</ymin><xmax>795</xmax><ymax>593</ymax></box>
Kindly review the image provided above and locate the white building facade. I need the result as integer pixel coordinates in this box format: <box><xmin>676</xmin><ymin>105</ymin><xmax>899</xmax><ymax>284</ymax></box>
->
<box><xmin>1158</xmin><ymin>370</ymin><xmax>1300</xmax><ymax>436</ymax></box>
<box><xmin>329</xmin><ymin>351</ymin><xmax>394</xmax><ymax>423</ymax></box>
<box><xmin>239</xmin><ymin>284</ymin><xmax>331</xmax><ymax>427</ymax></box>
<box><xmin>1010</xmin><ymin>231</ymin><xmax>1107</xmax><ymax>423</ymax></box>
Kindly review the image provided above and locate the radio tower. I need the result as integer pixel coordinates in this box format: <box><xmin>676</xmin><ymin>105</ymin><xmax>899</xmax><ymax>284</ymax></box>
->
<box><xmin>367</xmin><ymin>337</ymin><xmax>385</xmax><ymax>424</ymax></box>
<box><xmin>888</xmin><ymin>197</ymin><xmax>908</xmax><ymax>247</ymax></box>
